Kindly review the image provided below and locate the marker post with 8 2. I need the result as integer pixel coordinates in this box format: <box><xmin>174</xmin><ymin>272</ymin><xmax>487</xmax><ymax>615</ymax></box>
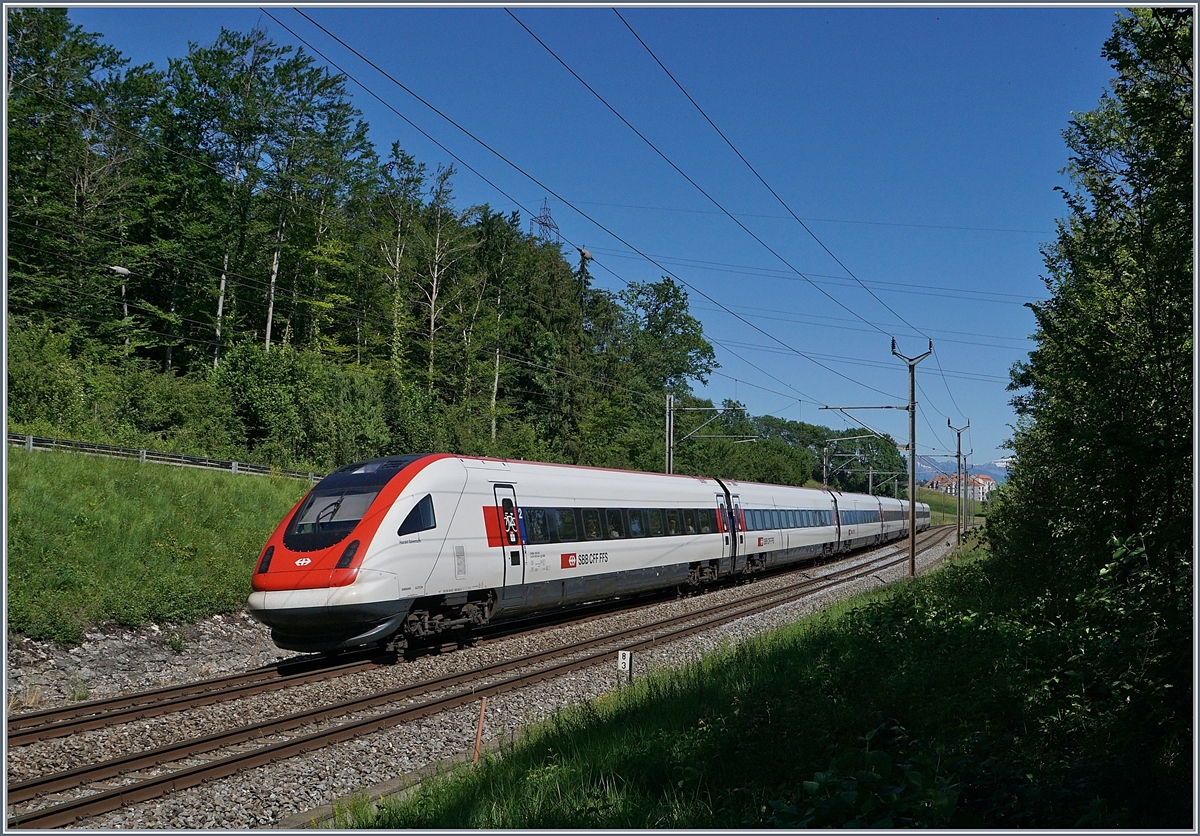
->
<box><xmin>617</xmin><ymin>650</ymin><xmax>634</xmax><ymax>685</ymax></box>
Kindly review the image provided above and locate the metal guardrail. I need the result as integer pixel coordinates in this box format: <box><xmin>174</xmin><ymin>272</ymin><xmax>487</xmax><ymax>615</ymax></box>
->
<box><xmin>7</xmin><ymin>433</ymin><xmax>321</xmax><ymax>483</ymax></box>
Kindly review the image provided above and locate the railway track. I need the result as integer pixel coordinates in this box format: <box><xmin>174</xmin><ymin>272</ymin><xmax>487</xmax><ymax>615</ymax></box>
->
<box><xmin>5</xmin><ymin>529</ymin><xmax>945</xmax><ymax>745</ymax></box>
<box><xmin>4</xmin><ymin>589</ymin><xmax>690</xmax><ymax>747</ymax></box>
<box><xmin>7</xmin><ymin>527</ymin><xmax>951</xmax><ymax>829</ymax></box>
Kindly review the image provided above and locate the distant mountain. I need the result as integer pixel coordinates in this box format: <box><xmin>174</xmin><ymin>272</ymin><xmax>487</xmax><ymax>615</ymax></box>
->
<box><xmin>972</xmin><ymin>460</ymin><xmax>1012</xmax><ymax>484</ymax></box>
<box><xmin>915</xmin><ymin>457</ymin><xmax>1010</xmax><ymax>485</ymax></box>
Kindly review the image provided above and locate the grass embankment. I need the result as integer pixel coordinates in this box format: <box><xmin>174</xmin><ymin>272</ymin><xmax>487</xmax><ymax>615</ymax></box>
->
<box><xmin>334</xmin><ymin>537</ymin><xmax>1186</xmax><ymax>829</ymax></box>
<box><xmin>918</xmin><ymin>485</ymin><xmax>985</xmax><ymax>527</ymax></box>
<box><xmin>6</xmin><ymin>447</ymin><xmax>310</xmax><ymax>644</ymax></box>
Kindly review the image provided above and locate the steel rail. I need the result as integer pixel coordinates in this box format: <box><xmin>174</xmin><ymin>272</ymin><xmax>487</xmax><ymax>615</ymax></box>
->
<box><xmin>7</xmin><ymin>527</ymin><xmax>949</xmax><ymax>828</ymax></box>
<box><xmin>6</xmin><ymin>585</ymin><xmax>711</xmax><ymax>745</ymax></box>
<box><xmin>6</xmin><ymin>652</ymin><xmax>390</xmax><ymax>744</ymax></box>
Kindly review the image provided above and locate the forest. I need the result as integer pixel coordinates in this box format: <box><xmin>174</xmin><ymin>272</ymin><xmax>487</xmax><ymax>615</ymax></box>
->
<box><xmin>6</xmin><ymin>8</ymin><xmax>905</xmax><ymax>489</ymax></box>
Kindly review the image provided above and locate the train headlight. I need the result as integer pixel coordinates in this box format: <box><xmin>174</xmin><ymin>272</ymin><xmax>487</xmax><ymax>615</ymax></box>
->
<box><xmin>335</xmin><ymin>540</ymin><xmax>360</xmax><ymax>569</ymax></box>
<box><xmin>257</xmin><ymin>546</ymin><xmax>274</xmax><ymax>574</ymax></box>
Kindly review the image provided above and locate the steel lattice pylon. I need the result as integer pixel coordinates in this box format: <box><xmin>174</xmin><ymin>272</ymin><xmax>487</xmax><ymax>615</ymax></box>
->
<box><xmin>529</xmin><ymin>197</ymin><xmax>560</xmax><ymax>244</ymax></box>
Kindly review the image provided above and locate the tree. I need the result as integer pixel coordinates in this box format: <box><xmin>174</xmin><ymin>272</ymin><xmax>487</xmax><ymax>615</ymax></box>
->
<box><xmin>618</xmin><ymin>277</ymin><xmax>717</xmax><ymax>394</ymax></box>
<box><xmin>406</xmin><ymin>165</ymin><xmax>480</xmax><ymax>392</ymax></box>
<box><xmin>986</xmin><ymin>13</ymin><xmax>1192</xmax><ymax>823</ymax></box>
<box><xmin>997</xmin><ymin>8</ymin><xmax>1192</xmax><ymax>567</ymax></box>
<box><xmin>6</xmin><ymin>8</ymin><xmax>160</xmax><ymax>349</ymax></box>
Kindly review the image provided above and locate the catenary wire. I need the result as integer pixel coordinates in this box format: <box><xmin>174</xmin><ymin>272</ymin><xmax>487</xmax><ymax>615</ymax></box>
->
<box><xmin>521</xmin><ymin>198</ymin><xmax>1056</xmax><ymax>235</ymax></box>
<box><xmin>589</xmin><ymin>245</ymin><xmax>1043</xmax><ymax>305</ymax></box>
<box><xmin>270</xmin><ymin>8</ymin><xmax>905</xmax><ymax>403</ymax></box>
<box><xmin>612</xmin><ymin>8</ymin><xmax>925</xmax><ymax>339</ymax></box>
<box><xmin>507</xmin><ymin>9</ymin><xmax>900</xmax><ymax>341</ymax></box>
<box><xmin>697</xmin><ymin>305</ymin><xmax>1029</xmax><ymax>353</ymax></box>
<box><xmin>612</xmin><ymin>10</ymin><xmax>979</xmax><ymax>423</ymax></box>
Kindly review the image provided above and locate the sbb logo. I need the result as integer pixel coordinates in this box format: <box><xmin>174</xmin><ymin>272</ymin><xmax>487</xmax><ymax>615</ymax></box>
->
<box><xmin>758</xmin><ymin>537</ymin><xmax>764</xmax><ymax>547</ymax></box>
<box><xmin>561</xmin><ymin>553</ymin><xmax>577</xmax><ymax>569</ymax></box>
<box><xmin>294</xmin><ymin>557</ymin><xmax>312</xmax><ymax>566</ymax></box>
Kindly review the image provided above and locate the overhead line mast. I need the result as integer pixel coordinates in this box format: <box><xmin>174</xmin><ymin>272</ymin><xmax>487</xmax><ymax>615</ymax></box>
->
<box><xmin>891</xmin><ymin>338</ymin><xmax>933</xmax><ymax>577</ymax></box>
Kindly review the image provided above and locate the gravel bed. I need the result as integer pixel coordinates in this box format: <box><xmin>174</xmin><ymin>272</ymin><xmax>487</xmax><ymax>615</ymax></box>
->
<box><xmin>6</xmin><ymin>536</ymin><xmax>956</xmax><ymax>829</ymax></box>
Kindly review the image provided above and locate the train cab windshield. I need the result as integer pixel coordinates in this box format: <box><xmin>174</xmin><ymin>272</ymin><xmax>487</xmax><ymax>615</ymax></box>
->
<box><xmin>283</xmin><ymin>455</ymin><xmax>425</xmax><ymax>552</ymax></box>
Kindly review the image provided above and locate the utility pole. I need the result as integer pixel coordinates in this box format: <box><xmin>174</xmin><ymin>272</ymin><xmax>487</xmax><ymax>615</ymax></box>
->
<box><xmin>948</xmin><ymin>419</ymin><xmax>969</xmax><ymax>546</ymax></box>
<box><xmin>963</xmin><ymin>461</ymin><xmax>969</xmax><ymax>527</ymax></box>
<box><xmin>892</xmin><ymin>338</ymin><xmax>933</xmax><ymax>577</ymax></box>
<box><xmin>665</xmin><ymin>394</ymin><xmax>674</xmax><ymax>474</ymax></box>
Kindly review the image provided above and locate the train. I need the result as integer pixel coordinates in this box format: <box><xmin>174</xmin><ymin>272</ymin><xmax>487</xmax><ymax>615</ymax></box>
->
<box><xmin>247</xmin><ymin>453</ymin><xmax>931</xmax><ymax>655</ymax></box>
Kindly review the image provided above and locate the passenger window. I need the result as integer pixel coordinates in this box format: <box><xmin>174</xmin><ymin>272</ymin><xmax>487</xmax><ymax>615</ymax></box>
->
<box><xmin>605</xmin><ymin>509</ymin><xmax>625</xmax><ymax>539</ymax></box>
<box><xmin>666</xmin><ymin>509</ymin><xmax>681</xmax><ymax>536</ymax></box>
<box><xmin>554</xmin><ymin>508</ymin><xmax>578</xmax><ymax>542</ymax></box>
<box><xmin>525</xmin><ymin>508</ymin><xmax>550</xmax><ymax>544</ymax></box>
<box><xmin>684</xmin><ymin>509</ymin><xmax>697</xmax><ymax>534</ymax></box>
<box><xmin>398</xmin><ymin>494</ymin><xmax>436</xmax><ymax>536</ymax></box>
<box><xmin>628</xmin><ymin>509</ymin><xmax>647</xmax><ymax>538</ymax></box>
<box><xmin>648</xmin><ymin>509</ymin><xmax>665</xmax><ymax>536</ymax></box>
<box><xmin>582</xmin><ymin>509</ymin><xmax>603</xmax><ymax>540</ymax></box>
<box><xmin>698</xmin><ymin>509</ymin><xmax>714</xmax><ymax>534</ymax></box>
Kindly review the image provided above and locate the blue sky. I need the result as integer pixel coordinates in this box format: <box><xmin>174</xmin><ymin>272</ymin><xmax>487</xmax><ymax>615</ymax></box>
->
<box><xmin>64</xmin><ymin>5</ymin><xmax>1122</xmax><ymax>468</ymax></box>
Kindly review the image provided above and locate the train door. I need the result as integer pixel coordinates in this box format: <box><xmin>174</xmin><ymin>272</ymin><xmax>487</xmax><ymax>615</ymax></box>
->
<box><xmin>730</xmin><ymin>494</ymin><xmax>745</xmax><ymax>566</ymax></box>
<box><xmin>826</xmin><ymin>492</ymin><xmax>842</xmax><ymax>554</ymax></box>
<box><xmin>716</xmin><ymin>493</ymin><xmax>736</xmax><ymax>562</ymax></box>
<box><xmin>493</xmin><ymin>485</ymin><xmax>525</xmax><ymax>588</ymax></box>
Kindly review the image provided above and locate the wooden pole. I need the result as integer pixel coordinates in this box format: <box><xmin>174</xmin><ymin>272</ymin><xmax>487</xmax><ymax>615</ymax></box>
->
<box><xmin>473</xmin><ymin>696</ymin><xmax>487</xmax><ymax>764</ymax></box>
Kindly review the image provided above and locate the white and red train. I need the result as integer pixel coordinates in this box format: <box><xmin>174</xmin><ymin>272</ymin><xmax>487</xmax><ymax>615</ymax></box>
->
<box><xmin>248</xmin><ymin>454</ymin><xmax>930</xmax><ymax>654</ymax></box>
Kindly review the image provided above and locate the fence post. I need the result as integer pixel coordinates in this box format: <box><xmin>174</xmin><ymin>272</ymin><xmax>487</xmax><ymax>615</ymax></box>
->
<box><xmin>26</xmin><ymin>435</ymin><xmax>33</xmax><ymax>452</ymax></box>
<box><xmin>140</xmin><ymin>449</ymin><xmax>146</xmax><ymax>464</ymax></box>
<box><xmin>232</xmin><ymin>461</ymin><xmax>238</xmax><ymax>475</ymax></box>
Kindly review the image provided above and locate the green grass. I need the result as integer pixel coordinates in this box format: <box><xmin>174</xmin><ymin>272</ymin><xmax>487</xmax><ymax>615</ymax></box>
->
<box><xmin>918</xmin><ymin>485</ymin><xmax>984</xmax><ymax>527</ymax></box>
<box><xmin>331</xmin><ymin>537</ymin><xmax>1184</xmax><ymax>829</ymax></box>
<box><xmin>6</xmin><ymin>447</ymin><xmax>310</xmax><ymax>644</ymax></box>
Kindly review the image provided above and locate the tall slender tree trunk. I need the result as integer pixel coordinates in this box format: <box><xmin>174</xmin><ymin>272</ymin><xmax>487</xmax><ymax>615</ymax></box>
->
<box><xmin>214</xmin><ymin>249</ymin><xmax>229</xmax><ymax>367</ymax></box>
<box><xmin>265</xmin><ymin>209</ymin><xmax>286</xmax><ymax>352</ymax></box>
<box><xmin>166</xmin><ymin>275</ymin><xmax>178</xmax><ymax>371</ymax></box>
<box><xmin>120</xmin><ymin>283</ymin><xmax>130</xmax><ymax>355</ymax></box>
<box><xmin>383</xmin><ymin>217</ymin><xmax>409</xmax><ymax>374</ymax></box>
<box><xmin>426</xmin><ymin>225</ymin><xmax>443</xmax><ymax>392</ymax></box>
<box><xmin>491</xmin><ymin>344</ymin><xmax>500</xmax><ymax>442</ymax></box>
<box><xmin>308</xmin><ymin>197</ymin><xmax>328</xmax><ymax>346</ymax></box>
